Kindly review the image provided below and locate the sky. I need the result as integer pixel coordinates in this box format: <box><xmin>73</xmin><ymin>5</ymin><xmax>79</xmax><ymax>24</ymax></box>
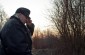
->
<box><xmin>0</xmin><ymin>0</ymin><xmax>53</xmax><ymax>30</ymax></box>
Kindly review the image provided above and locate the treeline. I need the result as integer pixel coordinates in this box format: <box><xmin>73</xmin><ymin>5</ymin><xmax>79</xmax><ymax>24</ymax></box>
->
<box><xmin>32</xmin><ymin>29</ymin><xmax>59</xmax><ymax>49</ymax></box>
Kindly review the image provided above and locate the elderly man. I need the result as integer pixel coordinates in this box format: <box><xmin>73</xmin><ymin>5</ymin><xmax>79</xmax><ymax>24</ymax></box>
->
<box><xmin>0</xmin><ymin>7</ymin><xmax>35</xmax><ymax>55</ymax></box>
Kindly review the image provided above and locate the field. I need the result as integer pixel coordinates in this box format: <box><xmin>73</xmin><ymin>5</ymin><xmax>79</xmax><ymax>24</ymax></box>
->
<box><xmin>32</xmin><ymin>49</ymin><xmax>56</xmax><ymax>55</ymax></box>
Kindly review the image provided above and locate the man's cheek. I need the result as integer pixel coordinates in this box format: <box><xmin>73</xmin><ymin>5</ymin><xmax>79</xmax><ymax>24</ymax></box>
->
<box><xmin>29</xmin><ymin>20</ymin><xmax>32</xmax><ymax>23</ymax></box>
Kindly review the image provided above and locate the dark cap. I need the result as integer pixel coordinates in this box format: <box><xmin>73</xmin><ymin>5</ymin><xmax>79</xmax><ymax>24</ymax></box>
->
<box><xmin>15</xmin><ymin>7</ymin><xmax>31</xmax><ymax>19</ymax></box>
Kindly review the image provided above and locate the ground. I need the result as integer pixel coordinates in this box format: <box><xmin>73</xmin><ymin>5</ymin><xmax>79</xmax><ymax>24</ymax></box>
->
<box><xmin>32</xmin><ymin>49</ymin><xmax>56</xmax><ymax>55</ymax></box>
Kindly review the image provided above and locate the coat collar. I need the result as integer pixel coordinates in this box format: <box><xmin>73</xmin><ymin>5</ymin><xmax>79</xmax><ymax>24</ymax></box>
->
<box><xmin>10</xmin><ymin>15</ymin><xmax>27</xmax><ymax>29</ymax></box>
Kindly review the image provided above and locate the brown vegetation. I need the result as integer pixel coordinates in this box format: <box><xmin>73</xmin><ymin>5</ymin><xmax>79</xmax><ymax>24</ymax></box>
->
<box><xmin>32</xmin><ymin>0</ymin><xmax>85</xmax><ymax>55</ymax></box>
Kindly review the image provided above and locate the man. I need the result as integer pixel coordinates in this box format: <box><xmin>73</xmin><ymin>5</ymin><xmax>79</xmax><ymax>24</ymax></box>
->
<box><xmin>0</xmin><ymin>7</ymin><xmax>35</xmax><ymax>55</ymax></box>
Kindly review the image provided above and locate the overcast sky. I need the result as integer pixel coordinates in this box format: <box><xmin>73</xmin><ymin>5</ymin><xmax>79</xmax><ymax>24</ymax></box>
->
<box><xmin>0</xmin><ymin>0</ymin><xmax>52</xmax><ymax>30</ymax></box>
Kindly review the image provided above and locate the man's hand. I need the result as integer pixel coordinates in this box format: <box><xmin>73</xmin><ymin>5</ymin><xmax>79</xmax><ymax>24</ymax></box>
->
<box><xmin>26</xmin><ymin>19</ymin><xmax>32</xmax><ymax>26</ymax></box>
<box><xmin>26</xmin><ymin>19</ymin><xmax>35</xmax><ymax>36</ymax></box>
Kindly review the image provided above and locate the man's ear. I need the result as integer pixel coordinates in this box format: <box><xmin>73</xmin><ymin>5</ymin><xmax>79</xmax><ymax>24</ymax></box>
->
<box><xmin>17</xmin><ymin>13</ymin><xmax>22</xmax><ymax>18</ymax></box>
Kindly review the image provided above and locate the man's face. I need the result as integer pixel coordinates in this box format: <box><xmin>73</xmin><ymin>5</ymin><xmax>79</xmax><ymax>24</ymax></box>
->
<box><xmin>19</xmin><ymin>13</ymin><xmax>27</xmax><ymax>23</ymax></box>
<box><xmin>25</xmin><ymin>16</ymin><xmax>31</xmax><ymax>23</ymax></box>
<box><xmin>26</xmin><ymin>18</ymin><xmax>31</xmax><ymax>23</ymax></box>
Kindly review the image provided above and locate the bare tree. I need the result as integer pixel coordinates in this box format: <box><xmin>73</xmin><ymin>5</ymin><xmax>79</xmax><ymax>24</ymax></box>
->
<box><xmin>49</xmin><ymin>0</ymin><xmax>85</xmax><ymax>55</ymax></box>
<box><xmin>0</xmin><ymin>5</ymin><xmax>8</xmax><ymax>30</ymax></box>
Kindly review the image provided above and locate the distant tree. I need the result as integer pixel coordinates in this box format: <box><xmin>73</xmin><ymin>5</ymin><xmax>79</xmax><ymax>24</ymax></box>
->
<box><xmin>0</xmin><ymin>5</ymin><xmax>8</xmax><ymax>30</ymax></box>
<box><xmin>33</xmin><ymin>28</ymin><xmax>59</xmax><ymax>49</ymax></box>
<box><xmin>48</xmin><ymin>0</ymin><xmax>85</xmax><ymax>55</ymax></box>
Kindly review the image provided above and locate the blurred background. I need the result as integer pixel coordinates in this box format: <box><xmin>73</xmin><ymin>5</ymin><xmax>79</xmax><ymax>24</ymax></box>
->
<box><xmin>0</xmin><ymin>0</ymin><xmax>85</xmax><ymax>55</ymax></box>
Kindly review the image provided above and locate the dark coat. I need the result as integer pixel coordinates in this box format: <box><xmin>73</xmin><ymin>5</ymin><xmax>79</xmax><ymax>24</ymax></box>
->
<box><xmin>0</xmin><ymin>16</ymin><xmax>34</xmax><ymax>55</ymax></box>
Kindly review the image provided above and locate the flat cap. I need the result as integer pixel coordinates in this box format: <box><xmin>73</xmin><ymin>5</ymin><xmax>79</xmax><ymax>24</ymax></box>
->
<box><xmin>15</xmin><ymin>7</ymin><xmax>31</xmax><ymax>19</ymax></box>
